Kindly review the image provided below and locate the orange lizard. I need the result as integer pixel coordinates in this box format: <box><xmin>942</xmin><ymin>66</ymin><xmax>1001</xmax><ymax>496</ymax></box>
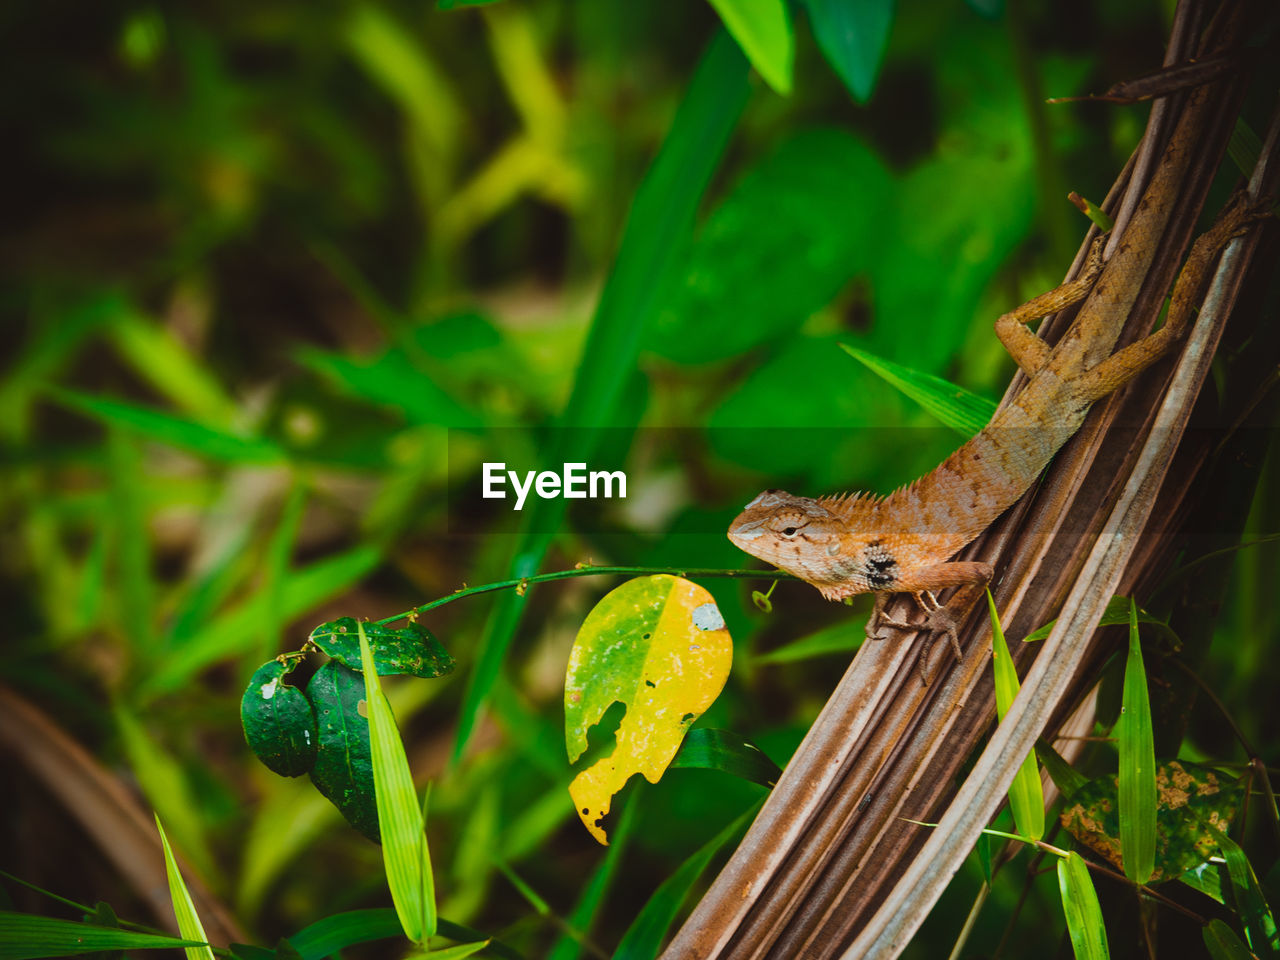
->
<box><xmin>728</xmin><ymin>192</ymin><xmax>1265</xmax><ymax>670</ymax></box>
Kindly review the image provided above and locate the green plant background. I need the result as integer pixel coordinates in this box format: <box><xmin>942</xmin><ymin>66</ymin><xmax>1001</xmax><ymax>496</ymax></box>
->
<box><xmin>3</xmin><ymin>1</ymin><xmax>1277</xmax><ymax>957</ymax></box>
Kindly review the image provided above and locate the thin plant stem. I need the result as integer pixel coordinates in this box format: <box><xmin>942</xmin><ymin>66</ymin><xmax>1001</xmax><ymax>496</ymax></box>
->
<box><xmin>374</xmin><ymin>565</ymin><xmax>795</xmax><ymax>625</ymax></box>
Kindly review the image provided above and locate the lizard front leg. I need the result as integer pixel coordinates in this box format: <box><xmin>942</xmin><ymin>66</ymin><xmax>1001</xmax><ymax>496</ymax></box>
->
<box><xmin>865</xmin><ymin>561</ymin><xmax>993</xmax><ymax>680</ymax></box>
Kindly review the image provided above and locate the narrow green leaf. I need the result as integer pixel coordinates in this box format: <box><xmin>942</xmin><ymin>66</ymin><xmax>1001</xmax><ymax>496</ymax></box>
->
<box><xmin>546</xmin><ymin>801</ymin><xmax>637</xmax><ymax>960</ymax></box>
<box><xmin>453</xmin><ymin>30</ymin><xmax>750</xmax><ymax>759</ymax></box>
<box><xmin>260</xmin><ymin>480</ymin><xmax>309</xmax><ymax>666</ymax></box>
<box><xmin>495</xmin><ymin>863</ymin><xmax>550</xmax><ymax>916</ymax></box>
<box><xmin>284</xmin><ymin>909</ymin><xmax>521</xmax><ymax>960</ymax></box>
<box><xmin>1034</xmin><ymin>738</ymin><xmax>1088</xmax><ymax>800</ymax></box>
<box><xmin>409</xmin><ymin>940</ymin><xmax>489</xmax><ymax>959</ymax></box>
<box><xmin>801</xmin><ymin>0</ymin><xmax>894</xmax><ymax>102</ymax></box>
<box><xmin>154</xmin><ymin>817</ymin><xmax>215</xmax><ymax>960</ymax></box>
<box><xmin>50</xmin><ymin>388</ymin><xmax>283</xmax><ymax>463</ymax></box>
<box><xmin>0</xmin><ymin>912</ymin><xmax>201</xmax><ymax>960</ymax></box>
<box><xmin>143</xmin><ymin>545</ymin><xmax>382</xmax><ymax>699</ymax></box>
<box><xmin>358</xmin><ymin>622</ymin><xmax>436</xmax><ymax>943</ymax></box>
<box><xmin>840</xmin><ymin>343</ymin><xmax>996</xmax><ymax>437</ymax></box>
<box><xmin>706</xmin><ymin>0</ymin><xmax>793</xmax><ymax>94</ymax></box>
<box><xmin>976</xmin><ymin>833</ymin><xmax>993</xmax><ymax>886</ymax></box>
<box><xmin>1203</xmin><ymin>918</ymin><xmax>1254</xmax><ymax>960</ymax></box>
<box><xmin>1056</xmin><ymin>851</ymin><xmax>1110</xmax><ymax>960</ymax></box>
<box><xmin>107</xmin><ymin>314</ymin><xmax>238</xmax><ymax>427</ymax></box>
<box><xmin>1212</xmin><ymin>828</ymin><xmax>1278</xmax><ymax>955</ymax></box>
<box><xmin>613</xmin><ymin>802</ymin><xmax>760</xmax><ymax>959</ymax></box>
<box><xmin>1024</xmin><ymin>595</ymin><xmax>1171</xmax><ymax>642</ymax></box>
<box><xmin>751</xmin><ymin>619</ymin><xmax>862</xmax><ymax>665</ymax></box>
<box><xmin>988</xmin><ymin>591</ymin><xmax>1044</xmax><ymax>841</ymax></box>
<box><xmin>1179</xmin><ymin>861</ymin><xmax>1226</xmax><ymax>904</ymax></box>
<box><xmin>106</xmin><ymin>429</ymin><xmax>155</xmax><ymax>653</ymax></box>
<box><xmin>1117</xmin><ymin>599</ymin><xmax>1156</xmax><ymax>884</ymax></box>
<box><xmin>669</xmin><ymin>728</ymin><xmax>781</xmax><ymax>788</ymax></box>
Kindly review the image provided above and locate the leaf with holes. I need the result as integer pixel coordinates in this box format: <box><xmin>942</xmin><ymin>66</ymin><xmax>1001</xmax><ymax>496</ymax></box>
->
<box><xmin>565</xmin><ymin>575</ymin><xmax>732</xmax><ymax>844</ymax></box>
<box><xmin>1059</xmin><ymin>761</ymin><xmax>1243</xmax><ymax>882</ymax></box>
<box><xmin>241</xmin><ymin>658</ymin><xmax>317</xmax><ymax>777</ymax></box>
<box><xmin>309</xmin><ymin>617</ymin><xmax>455</xmax><ymax>679</ymax></box>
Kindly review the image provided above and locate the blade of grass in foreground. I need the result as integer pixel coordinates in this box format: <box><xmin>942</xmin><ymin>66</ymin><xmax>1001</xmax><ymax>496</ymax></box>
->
<box><xmin>613</xmin><ymin>800</ymin><xmax>761</xmax><ymax>960</ymax></box>
<box><xmin>155</xmin><ymin>816</ymin><xmax>215</xmax><ymax>960</ymax></box>
<box><xmin>1117</xmin><ymin>599</ymin><xmax>1156</xmax><ymax>884</ymax></box>
<box><xmin>452</xmin><ymin>29</ymin><xmax>752</xmax><ymax>759</ymax></box>
<box><xmin>358</xmin><ymin>622</ymin><xmax>435</xmax><ymax>943</ymax></box>
<box><xmin>1202</xmin><ymin>918</ymin><xmax>1254</xmax><ymax>960</ymax></box>
<box><xmin>988</xmin><ymin>591</ymin><xmax>1044</xmax><ymax>841</ymax></box>
<box><xmin>1056</xmin><ymin>851</ymin><xmax>1109</xmax><ymax>960</ymax></box>
<box><xmin>0</xmin><ymin>913</ymin><xmax>202</xmax><ymax>960</ymax></box>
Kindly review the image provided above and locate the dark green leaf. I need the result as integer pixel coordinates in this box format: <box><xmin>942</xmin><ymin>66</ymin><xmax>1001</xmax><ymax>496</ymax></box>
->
<box><xmin>241</xmin><ymin>660</ymin><xmax>318</xmax><ymax>778</ymax></box>
<box><xmin>307</xmin><ymin>662</ymin><xmax>378</xmax><ymax>842</ymax></box>
<box><xmin>228</xmin><ymin>945</ymin><xmax>276</xmax><ymax>960</ymax></box>
<box><xmin>298</xmin><ymin>348</ymin><xmax>481</xmax><ymax>429</ymax></box>
<box><xmin>1056</xmin><ymin>851</ymin><xmax>1109</xmax><ymax>960</ymax></box>
<box><xmin>647</xmin><ymin>130</ymin><xmax>892</xmax><ymax>364</ymax></box>
<box><xmin>309</xmin><ymin>617</ymin><xmax>454</xmax><ymax>679</ymax></box>
<box><xmin>670</xmin><ymin>729</ymin><xmax>781</xmax><ymax>788</ymax></box>
<box><xmin>977</xmin><ymin>833</ymin><xmax>993</xmax><ymax>886</ymax></box>
<box><xmin>0</xmin><ymin>913</ymin><xmax>201</xmax><ymax>960</ymax></box>
<box><xmin>1035</xmin><ymin>738</ymin><xmax>1088</xmax><ymax>801</ymax></box>
<box><xmin>1202</xmin><ymin>918</ymin><xmax>1254</xmax><ymax>960</ymax></box>
<box><xmin>1060</xmin><ymin>762</ymin><xmax>1244</xmax><ymax>882</ymax></box>
<box><xmin>1212</xmin><ymin>827</ymin><xmax>1278</xmax><ymax>956</ymax></box>
<box><xmin>1118</xmin><ymin>600</ymin><xmax>1156</xmax><ymax>884</ymax></box>
<box><xmin>802</xmin><ymin>0</ymin><xmax>894</xmax><ymax>102</ymax></box>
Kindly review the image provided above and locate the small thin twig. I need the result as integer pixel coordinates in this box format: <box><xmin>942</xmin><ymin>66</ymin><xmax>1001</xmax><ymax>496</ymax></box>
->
<box><xmin>374</xmin><ymin>565</ymin><xmax>796</xmax><ymax>625</ymax></box>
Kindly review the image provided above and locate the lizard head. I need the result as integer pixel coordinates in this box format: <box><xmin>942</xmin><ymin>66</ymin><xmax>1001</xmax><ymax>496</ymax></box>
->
<box><xmin>727</xmin><ymin>489</ymin><xmax>849</xmax><ymax>584</ymax></box>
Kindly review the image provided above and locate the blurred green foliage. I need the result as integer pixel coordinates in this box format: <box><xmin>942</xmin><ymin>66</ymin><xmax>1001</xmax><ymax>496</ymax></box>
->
<box><xmin>3</xmin><ymin>0</ymin><xmax>1278</xmax><ymax>957</ymax></box>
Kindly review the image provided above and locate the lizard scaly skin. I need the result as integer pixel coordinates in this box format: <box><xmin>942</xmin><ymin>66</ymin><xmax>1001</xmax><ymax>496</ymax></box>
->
<box><xmin>728</xmin><ymin>190</ymin><xmax>1266</xmax><ymax>664</ymax></box>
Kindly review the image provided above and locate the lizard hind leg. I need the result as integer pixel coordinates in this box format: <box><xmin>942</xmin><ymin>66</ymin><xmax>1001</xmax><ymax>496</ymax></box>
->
<box><xmin>1076</xmin><ymin>191</ymin><xmax>1272</xmax><ymax>404</ymax></box>
<box><xmin>994</xmin><ymin>234</ymin><xmax>1107</xmax><ymax>377</ymax></box>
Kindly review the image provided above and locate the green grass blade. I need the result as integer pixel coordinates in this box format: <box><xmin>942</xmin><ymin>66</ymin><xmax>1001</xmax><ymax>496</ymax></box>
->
<box><xmin>50</xmin><ymin>389</ymin><xmax>283</xmax><ymax>463</ymax></box>
<box><xmin>840</xmin><ymin>343</ymin><xmax>996</xmax><ymax>437</ymax></box>
<box><xmin>259</xmin><ymin>479</ymin><xmax>309</xmax><ymax>665</ymax></box>
<box><xmin>107</xmin><ymin>429</ymin><xmax>156</xmax><ymax>654</ymax></box>
<box><xmin>107</xmin><ymin>313</ymin><xmax>237</xmax><ymax>426</ymax></box>
<box><xmin>142</xmin><ymin>544</ymin><xmax>381</xmax><ymax>699</ymax></box>
<box><xmin>411</xmin><ymin>941</ymin><xmax>490</xmax><ymax>959</ymax></box>
<box><xmin>750</xmin><ymin>619</ymin><xmax>862</xmax><ymax>665</ymax></box>
<box><xmin>1213</xmin><ymin>828</ymin><xmax>1278</xmax><ymax>955</ymax></box>
<box><xmin>1203</xmin><ymin>918</ymin><xmax>1255</xmax><ymax>960</ymax></box>
<box><xmin>613</xmin><ymin>801</ymin><xmax>760</xmax><ymax>960</ymax></box>
<box><xmin>1117</xmin><ymin>599</ymin><xmax>1156</xmax><ymax>884</ymax></box>
<box><xmin>154</xmin><ymin>816</ymin><xmax>215</xmax><ymax>960</ymax></box>
<box><xmin>453</xmin><ymin>29</ymin><xmax>751</xmax><ymax>759</ymax></box>
<box><xmin>1023</xmin><ymin>595</ymin><xmax>1170</xmax><ymax>642</ymax></box>
<box><xmin>117</xmin><ymin>708</ymin><xmax>217</xmax><ymax>883</ymax></box>
<box><xmin>284</xmin><ymin>909</ymin><xmax>521</xmax><ymax>960</ymax></box>
<box><xmin>988</xmin><ymin>591</ymin><xmax>1044</xmax><ymax>840</ymax></box>
<box><xmin>707</xmin><ymin>0</ymin><xmax>794</xmax><ymax>94</ymax></box>
<box><xmin>1056</xmin><ymin>851</ymin><xmax>1110</xmax><ymax>960</ymax></box>
<box><xmin>545</xmin><ymin>801</ymin><xmax>637</xmax><ymax>960</ymax></box>
<box><xmin>357</xmin><ymin>621</ymin><xmax>436</xmax><ymax>943</ymax></box>
<box><xmin>0</xmin><ymin>912</ymin><xmax>202</xmax><ymax>960</ymax></box>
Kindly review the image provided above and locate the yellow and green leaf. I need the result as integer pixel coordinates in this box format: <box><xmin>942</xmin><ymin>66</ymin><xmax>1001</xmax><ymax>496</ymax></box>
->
<box><xmin>565</xmin><ymin>575</ymin><xmax>732</xmax><ymax>844</ymax></box>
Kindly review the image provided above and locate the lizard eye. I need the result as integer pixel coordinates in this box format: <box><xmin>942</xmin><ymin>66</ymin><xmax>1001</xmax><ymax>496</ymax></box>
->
<box><xmin>781</xmin><ymin>526</ymin><xmax>798</xmax><ymax>537</ymax></box>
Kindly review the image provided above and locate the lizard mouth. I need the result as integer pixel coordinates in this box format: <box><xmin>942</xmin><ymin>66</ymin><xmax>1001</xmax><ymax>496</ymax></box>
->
<box><xmin>727</xmin><ymin>519</ymin><xmax>765</xmax><ymax>544</ymax></box>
